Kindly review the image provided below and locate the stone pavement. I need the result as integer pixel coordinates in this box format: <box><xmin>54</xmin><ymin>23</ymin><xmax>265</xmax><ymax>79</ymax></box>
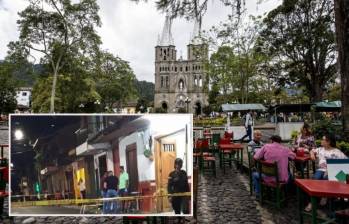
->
<box><xmin>196</xmin><ymin>158</ymin><xmax>300</xmax><ymax>224</ymax></box>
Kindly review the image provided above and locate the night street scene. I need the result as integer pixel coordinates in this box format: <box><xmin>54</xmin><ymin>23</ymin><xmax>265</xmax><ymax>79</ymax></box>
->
<box><xmin>10</xmin><ymin>115</ymin><xmax>192</xmax><ymax>216</ymax></box>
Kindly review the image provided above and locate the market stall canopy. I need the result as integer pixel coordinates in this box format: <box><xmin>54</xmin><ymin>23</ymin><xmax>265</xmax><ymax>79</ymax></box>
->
<box><xmin>222</xmin><ymin>103</ymin><xmax>267</xmax><ymax>112</ymax></box>
<box><xmin>315</xmin><ymin>101</ymin><xmax>341</xmax><ymax>112</ymax></box>
<box><xmin>269</xmin><ymin>104</ymin><xmax>314</xmax><ymax>113</ymax></box>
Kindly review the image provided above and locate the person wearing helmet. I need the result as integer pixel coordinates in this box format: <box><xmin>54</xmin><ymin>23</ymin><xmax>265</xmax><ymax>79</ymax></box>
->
<box><xmin>167</xmin><ymin>158</ymin><xmax>190</xmax><ymax>214</ymax></box>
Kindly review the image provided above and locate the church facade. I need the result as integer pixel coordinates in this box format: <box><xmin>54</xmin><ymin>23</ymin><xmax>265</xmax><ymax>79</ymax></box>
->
<box><xmin>154</xmin><ymin>16</ymin><xmax>208</xmax><ymax>114</ymax></box>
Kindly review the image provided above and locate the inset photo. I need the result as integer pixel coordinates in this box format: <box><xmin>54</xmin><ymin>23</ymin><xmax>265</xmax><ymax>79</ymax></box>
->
<box><xmin>10</xmin><ymin>114</ymin><xmax>193</xmax><ymax>216</ymax></box>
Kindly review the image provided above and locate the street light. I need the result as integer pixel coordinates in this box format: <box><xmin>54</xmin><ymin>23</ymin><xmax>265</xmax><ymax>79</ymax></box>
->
<box><xmin>184</xmin><ymin>97</ymin><xmax>191</xmax><ymax>113</ymax></box>
<box><xmin>15</xmin><ymin>129</ymin><xmax>24</xmax><ymax>140</ymax></box>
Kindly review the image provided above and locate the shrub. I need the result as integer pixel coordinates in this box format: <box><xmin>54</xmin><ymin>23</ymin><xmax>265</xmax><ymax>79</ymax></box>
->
<box><xmin>177</xmin><ymin>108</ymin><xmax>187</xmax><ymax>113</ymax></box>
<box><xmin>311</xmin><ymin>119</ymin><xmax>342</xmax><ymax>140</ymax></box>
<box><xmin>337</xmin><ymin>141</ymin><xmax>349</xmax><ymax>156</ymax></box>
<box><xmin>291</xmin><ymin>130</ymin><xmax>299</xmax><ymax>141</ymax></box>
<box><xmin>154</xmin><ymin>107</ymin><xmax>167</xmax><ymax>113</ymax></box>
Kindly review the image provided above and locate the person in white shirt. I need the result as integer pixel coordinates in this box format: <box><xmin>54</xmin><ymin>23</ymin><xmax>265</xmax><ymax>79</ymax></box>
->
<box><xmin>305</xmin><ymin>133</ymin><xmax>347</xmax><ymax>212</ymax></box>
<box><xmin>240</xmin><ymin>110</ymin><xmax>254</xmax><ymax>142</ymax></box>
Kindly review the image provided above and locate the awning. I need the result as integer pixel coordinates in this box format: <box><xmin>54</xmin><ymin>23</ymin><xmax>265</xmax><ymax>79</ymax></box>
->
<box><xmin>270</xmin><ymin>104</ymin><xmax>314</xmax><ymax>113</ymax></box>
<box><xmin>315</xmin><ymin>101</ymin><xmax>341</xmax><ymax>112</ymax></box>
<box><xmin>76</xmin><ymin>142</ymin><xmax>111</xmax><ymax>156</ymax></box>
<box><xmin>222</xmin><ymin>103</ymin><xmax>267</xmax><ymax>112</ymax></box>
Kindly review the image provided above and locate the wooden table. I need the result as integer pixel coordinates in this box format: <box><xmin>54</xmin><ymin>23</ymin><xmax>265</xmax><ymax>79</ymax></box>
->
<box><xmin>295</xmin><ymin>179</ymin><xmax>349</xmax><ymax>224</ymax></box>
<box><xmin>219</xmin><ymin>143</ymin><xmax>244</xmax><ymax>173</ymax></box>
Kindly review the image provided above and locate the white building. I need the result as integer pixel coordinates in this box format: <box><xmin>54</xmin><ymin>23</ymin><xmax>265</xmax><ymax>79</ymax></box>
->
<box><xmin>16</xmin><ymin>87</ymin><xmax>32</xmax><ymax>108</ymax></box>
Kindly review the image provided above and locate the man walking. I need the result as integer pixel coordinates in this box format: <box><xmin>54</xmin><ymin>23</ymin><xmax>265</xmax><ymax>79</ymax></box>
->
<box><xmin>168</xmin><ymin>158</ymin><xmax>190</xmax><ymax>214</ymax></box>
<box><xmin>103</xmin><ymin>171</ymin><xmax>118</xmax><ymax>214</ymax></box>
<box><xmin>240</xmin><ymin>110</ymin><xmax>254</xmax><ymax>142</ymax></box>
<box><xmin>118</xmin><ymin>166</ymin><xmax>129</xmax><ymax>213</ymax></box>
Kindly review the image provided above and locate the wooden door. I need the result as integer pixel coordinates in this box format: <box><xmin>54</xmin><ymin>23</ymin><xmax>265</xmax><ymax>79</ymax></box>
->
<box><xmin>126</xmin><ymin>143</ymin><xmax>139</xmax><ymax>193</ymax></box>
<box><xmin>159</xmin><ymin>141</ymin><xmax>176</xmax><ymax>211</ymax></box>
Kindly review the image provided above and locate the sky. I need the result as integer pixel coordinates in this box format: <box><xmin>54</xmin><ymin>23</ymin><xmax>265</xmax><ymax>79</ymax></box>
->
<box><xmin>0</xmin><ymin>0</ymin><xmax>281</xmax><ymax>82</ymax></box>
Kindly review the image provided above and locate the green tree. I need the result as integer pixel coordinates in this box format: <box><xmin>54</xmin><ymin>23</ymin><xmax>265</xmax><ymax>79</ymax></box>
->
<box><xmin>134</xmin><ymin>80</ymin><xmax>155</xmax><ymax>103</ymax></box>
<box><xmin>258</xmin><ymin>0</ymin><xmax>336</xmax><ymax>102</ymax></box>
<box><xmin>0</xmin><ymin>61</ymin><xmax>18</xmax><ymax>114</ymax></box>
<box><xmin>16</xmin><ymin>0</ymin><xmax>101</xmax><ymax>112</ymax></box>
<box><xmin>94</xmin><ymin>51</ymin><xmax>137</xmax><ymax>112</ymax></box>
<box><xmin>31</xmin><ymin>72</ymin><xmax>100</xmax><ymax>112</ymax></box>
<box><xmin>136</xmin><ymin>98</ymin><xmax>148</xmax><ymax>113</ymax></box>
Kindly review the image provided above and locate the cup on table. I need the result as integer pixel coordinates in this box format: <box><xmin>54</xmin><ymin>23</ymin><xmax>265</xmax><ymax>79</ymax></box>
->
<box><xmin>296</xmin><ymin>147</ymin><xmax>305</xmax><ymax>157</ymax></box>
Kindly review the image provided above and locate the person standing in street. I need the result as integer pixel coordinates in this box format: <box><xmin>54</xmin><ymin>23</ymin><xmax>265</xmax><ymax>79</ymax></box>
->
<box><xmin>78</xmin><ymin>178</ymin><xmax>86</xmax><ymax>199</ymax></box>
<box><xmin>103</xmin><ymin>171</ymin><xmax>118</xmax><ymax>214</ymax></box>
<box><xmin>118</xmin><ymin>166</ymin><xmax>129</xmax><ymax>213</ymax></box>
<box><xmin>168</xmin><ymin>158</ymin><xmax>190</xmax><ymax>214</ymax></box>
<box><xmin>240</xmin><ymin>110</ymin><xmax>254</xmax><ymax>142</ymax></box>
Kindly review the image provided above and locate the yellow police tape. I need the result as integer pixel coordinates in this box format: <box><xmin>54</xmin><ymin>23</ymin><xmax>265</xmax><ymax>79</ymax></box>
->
<box><xmin>11</xmin><ymin>192</ymin><xmax>191</xmax><ymax>208</ymax></box>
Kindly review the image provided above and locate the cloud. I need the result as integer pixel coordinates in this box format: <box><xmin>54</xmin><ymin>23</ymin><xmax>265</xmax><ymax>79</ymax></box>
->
<box><xmin>0</xmin><ymin>0</ymin><xmax>280</xmax><ymax>82</ymax></box>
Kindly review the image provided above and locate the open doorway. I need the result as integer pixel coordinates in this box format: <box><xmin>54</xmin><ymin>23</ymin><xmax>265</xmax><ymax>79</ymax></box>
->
<box><xmin>161</xmin><ymin>102</ymin><xmax>168</xmax><ymax>112</ymax></box>
<box><xmin>195</xmin><ymin>102</ymin><xmax>201</xmax><ymax>116</ymax></box>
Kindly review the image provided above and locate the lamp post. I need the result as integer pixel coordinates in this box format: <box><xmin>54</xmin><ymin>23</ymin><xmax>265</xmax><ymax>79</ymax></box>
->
<box><xmin>184</xmin><ymin>97</ymin><xmax>191</xmax><ymax>113</ymax></box>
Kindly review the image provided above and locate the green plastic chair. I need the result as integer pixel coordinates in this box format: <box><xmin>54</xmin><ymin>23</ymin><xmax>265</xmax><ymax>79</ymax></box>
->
<box><xmin>211</xmin><ymin>133</ymin><xmax>221</xmax><ymax>155</ymax></box>
<box><xmin>257</xmin><ymin>160</ymin><xmax>287</xmax><ymax>209</ymax></box>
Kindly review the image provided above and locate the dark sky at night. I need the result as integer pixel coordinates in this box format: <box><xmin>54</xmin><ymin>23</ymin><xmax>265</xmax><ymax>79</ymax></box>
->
<box><xmin>11</xmin><ymin>115</ymin><xmax>80</xmax><ymax>148</ymax></box>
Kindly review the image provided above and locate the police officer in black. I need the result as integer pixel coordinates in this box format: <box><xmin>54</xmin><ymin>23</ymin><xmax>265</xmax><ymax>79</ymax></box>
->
<box><xmin>167</xmin><ymin>158</ymin><xmax>190</xmax><ymax>214</ymax></box>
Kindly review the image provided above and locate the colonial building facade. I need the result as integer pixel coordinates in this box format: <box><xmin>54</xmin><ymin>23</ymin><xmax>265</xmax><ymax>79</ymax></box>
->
<box><xmin>154</xmin><ymin>16</ymin><xmax>208</xmax><ymax>114</ymax></box>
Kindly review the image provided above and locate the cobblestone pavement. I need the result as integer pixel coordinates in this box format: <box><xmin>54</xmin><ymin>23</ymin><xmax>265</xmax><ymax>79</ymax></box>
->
<box><xmin>197</xmin><ymin>159</ymin><xmax>300</xmax><ymax>224</ymax></box>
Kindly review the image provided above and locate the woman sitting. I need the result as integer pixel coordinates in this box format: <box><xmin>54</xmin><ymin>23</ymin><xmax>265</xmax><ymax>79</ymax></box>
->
<box><xmin>294</xmin><ymin>123</ymin><xmax>315</xmax><ymax>152</ymax></box>
<box><xmin>305</xmin><ymin>133</ymin><xmax>347</xmax><ymax>211</ymax></box>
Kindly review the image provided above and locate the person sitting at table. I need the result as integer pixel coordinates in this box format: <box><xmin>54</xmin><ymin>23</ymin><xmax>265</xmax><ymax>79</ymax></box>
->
<box><xmin>248</xmin><ymin>130</ymin><xmax>264</xmax><ymax>154</ymax></box>
<box><xmin>305</xmin><ymin>133</ymin><xmax>347</xmax><ymax>211</ymax></box>
<box><xmin>294</xmin><ymin>123</ymin><xmax>316</xmax><ymax>152</ymax></box>
<box><xmin>252</xmin><ymin>135</ymin><xmax>296</xmax><ymax>197</ymax></box>
<box><xmin>293</xmin><ymin>123</ymin><xmax>316</xmax><ymax>175</ymax></box>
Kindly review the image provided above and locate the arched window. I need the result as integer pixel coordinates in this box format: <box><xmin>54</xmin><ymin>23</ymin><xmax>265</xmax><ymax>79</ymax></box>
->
<box><xmin>166</xmin><ymin>76</ymin><xmax>169</xmax><ymax>87</ymax></box>
<box><xmin>161</xmin><ymin>76</ymin><xmax>164</xmax><ymax>87</ymax></box>
<box><xmin>175</xmin><ymin>67</ymin><xmax>177</xmax><ymax>72</ymax></box>
<box><xmin>194</xmin><ymin>75</ymin><xmax>197</xmax><ymax>86</ymax></box>
<box><xmin>185</xmin><ymin>66</ymin><xmax>188</xmax><ymax>71</ymax></box>
<box><xmin>199</xmin><ymin>76</ymin><xmax>202</xmax><ymax>87</ymax></box>
<box><xmin>179</xmin><ymin>79</ymin><xmax>184</xmax><ymax>90</ymax></box>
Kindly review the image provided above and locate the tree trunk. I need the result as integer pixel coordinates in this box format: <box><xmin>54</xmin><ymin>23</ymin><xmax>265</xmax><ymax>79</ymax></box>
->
<box><xmin>50</xmin><ymin>69</ymin><xmax>58</xmax><ymax>113</ymax></box>
<box><xmin>334</xmin><ymin>0</ymin><xmax>349</xmax><ymax>140</ymax></box>
<box><xmin>311</xmin><ymin>80</ymin><xmax>324</xmax><ymax>102</ymax></box>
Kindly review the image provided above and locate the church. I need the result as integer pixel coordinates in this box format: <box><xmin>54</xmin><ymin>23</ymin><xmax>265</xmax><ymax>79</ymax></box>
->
<box><xmin>154</xmin><ymin>15</ymin><xmax>208</xmax><ymax>115</ymax></box>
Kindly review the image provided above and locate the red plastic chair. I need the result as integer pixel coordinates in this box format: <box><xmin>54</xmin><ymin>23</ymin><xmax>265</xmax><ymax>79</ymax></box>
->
<box><xmin>224</xmin><ymin>131</ymin><xmax>234</xmax><ymax>140</ymax></box>
<box><xmin>219</xmin><ymin>138</ymin><xmax>231</xmax><ymax>145</ymax></box>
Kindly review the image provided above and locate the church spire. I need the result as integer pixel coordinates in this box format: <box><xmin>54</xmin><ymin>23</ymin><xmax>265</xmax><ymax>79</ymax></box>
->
<box><xmin>158</xmin><ymin>12</ymin><xmax>174</xmax><ymax>46</ymax></box>
<box><xmin>190</xmin><ymin>16</ymin><xmax>203</xmax><ymax>45</ymax></box>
